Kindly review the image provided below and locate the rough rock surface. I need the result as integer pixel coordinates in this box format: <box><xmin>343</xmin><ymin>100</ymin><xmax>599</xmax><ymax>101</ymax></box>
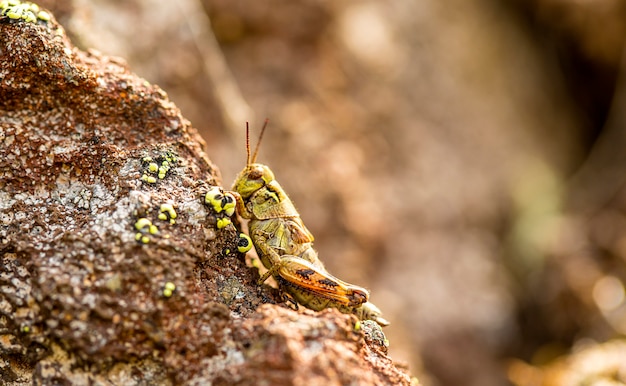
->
<box><xmin>0</xmin><ymin>9</ymin><xmax>412</xmax><ymax>386</ymax></box>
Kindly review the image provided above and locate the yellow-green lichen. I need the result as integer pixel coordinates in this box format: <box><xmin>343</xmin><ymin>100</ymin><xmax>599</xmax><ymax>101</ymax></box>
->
<box><xmin>216</xmin><ymin>217</ymin><xmax>231</xmax><ymax>229</ymax></box>
<box><xmin>204</xmin><ymin>186</ymin><xmax>239</xmax><ymax>230</ymax></box>
<box><xmin>1</xmin><ymin>0</ymin><xmax>50</xmax><ymax>23</ymax></box>
<box><xmin>140</xmin><ymin>174</ymin><xmax>157</xmax><ymax>184</ymax></box>
<box><xmin>163</xmin><ymin>282</ymin><xmax>176</xmax><ymax>297</ymax></box>
<box><xmin>134</xmin><ymin>217</ymin><xmax>157</xmax><ymax>243</ymax></box>
<box><xmin>135</xmin><ymin>232</ymin><xmax>150</xmax><ymax>244</ymax></box>
<box><xmin>158</xmin><ymin>166</ymin><xmax>167</xmax><ymax>179</ymax></box>
<box><xmin>205</xmin><ymin>187</ymin><xmax>236</xmax><ymax>216</ymax></box>
<box><xmin>159</xmin><ymin>203</ymin><xmax>177</xmax><ymax>222</ymax></box>
<box><xmin>36</xmin><ymin>11</ymin><xmax>49</xmax><ymax>21</ymax></box>
<box><xmin>134</xmin><ymin>218</ymin><xmax>152</xmax><ymax>231</ymax></box>
<box><xmin>139</xmin><ymin>152</ymin><xmax>178</xmax><ymax>183</ymax></box>
<box><xmin>148</xmin><ymin>162</ymin><xmax>159</xmax><ymax>173</ymax></box>
<box><xmin>222</xmin><ymin>200</ymin><xmax>235</xmax><ymax>217</ymax></box>
<box><xmin>237</xmin><ymin>233</ymin><xmax>252</xmax><ymax>253</ymax></box>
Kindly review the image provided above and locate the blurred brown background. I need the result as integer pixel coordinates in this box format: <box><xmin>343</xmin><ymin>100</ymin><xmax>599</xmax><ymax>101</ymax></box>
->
<box><xmin>37</xmin><ymin>0</ymin><xmax>626</xmax><ymax>384</ymax></box>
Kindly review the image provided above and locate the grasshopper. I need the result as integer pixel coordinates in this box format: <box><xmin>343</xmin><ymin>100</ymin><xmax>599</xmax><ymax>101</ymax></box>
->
<box><xmin>230</xmin><ymin>121</ymin><xmax>389</xmax><ymax>327</ymax></box>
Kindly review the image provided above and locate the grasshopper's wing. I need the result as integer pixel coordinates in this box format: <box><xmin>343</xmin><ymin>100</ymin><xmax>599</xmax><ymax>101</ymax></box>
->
<box><xmin>277</xmin><ymin>256</ymin><xmax>369</xmax><ymax>306</ymax></box>
<box><xmin>265</xmin><ymin>219</ymin><xmax>314</xmax><ymax>257</ymax></box>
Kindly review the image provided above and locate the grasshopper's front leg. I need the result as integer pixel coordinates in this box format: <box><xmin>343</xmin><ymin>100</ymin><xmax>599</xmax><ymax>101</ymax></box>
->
<box><xmin>230</xmin><ymin>191</ymin><xmax>251</xmax><ymax>220</ymax></box>
<box><xmin>230</xmin><ymin>190</ymin><xmax>287</xmax><ymax>282</ymax></box>
<box><xmin>251</xmin><ymin>231</ymin><xmax>283</xmax><ymax>285</ymax></box>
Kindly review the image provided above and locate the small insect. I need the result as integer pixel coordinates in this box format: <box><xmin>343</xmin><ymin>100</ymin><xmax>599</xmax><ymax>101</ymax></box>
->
<box><xmin>231</xmin><ymin>121</ymin><xmax>389</xmax><ymax>326</ymax></box>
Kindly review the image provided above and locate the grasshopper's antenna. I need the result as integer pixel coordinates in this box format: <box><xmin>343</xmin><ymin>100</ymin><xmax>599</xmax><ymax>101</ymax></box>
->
<box><xmin>250</xmin><ymin>118</ymin><xmax>269</xmax><ymax>164</ymax></box>
<box><xmin>246</xmin><ymin>122</ymin><xmax>251</xmax><ymax>166</ymax></box>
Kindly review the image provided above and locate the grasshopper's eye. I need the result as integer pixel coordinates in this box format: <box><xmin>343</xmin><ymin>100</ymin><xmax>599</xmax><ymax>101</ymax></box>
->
<box><xmin>248</xmin><ymin>167</ymin><xmax>264</xmax><ymax>180</ymax></box>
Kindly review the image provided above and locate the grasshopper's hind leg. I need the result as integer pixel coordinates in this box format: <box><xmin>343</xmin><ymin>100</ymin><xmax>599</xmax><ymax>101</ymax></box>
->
<box><xmin>275</xmin><ymin>256</ymin><xmax>370</xmax><ymax>308</ymax></box>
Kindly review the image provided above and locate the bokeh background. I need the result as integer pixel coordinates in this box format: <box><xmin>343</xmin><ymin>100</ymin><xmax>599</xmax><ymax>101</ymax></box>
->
<box><xmin>37</xmin><ymin>0</ymin><xmax>626</xmax><ymax>384</ymax></box>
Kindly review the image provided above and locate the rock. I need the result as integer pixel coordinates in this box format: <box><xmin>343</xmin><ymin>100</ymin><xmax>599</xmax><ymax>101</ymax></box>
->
<box><xmin>0</xmin><ymin>5</ymin><xmax>414</xmax><ymax>385</ymax></box>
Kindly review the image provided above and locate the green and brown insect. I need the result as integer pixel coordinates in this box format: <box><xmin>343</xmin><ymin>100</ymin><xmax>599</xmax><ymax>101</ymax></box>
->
<box><xmin>231</xmin><ymin>121</ymin><xmax>389</xmax><ymax>327</ymax></box>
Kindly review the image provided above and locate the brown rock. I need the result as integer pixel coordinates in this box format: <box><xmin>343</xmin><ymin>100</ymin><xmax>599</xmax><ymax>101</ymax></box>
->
<box><xmin>0</xmin><ymin>8</ymin><xmax>413</xmax><ymax>385</ymax></box>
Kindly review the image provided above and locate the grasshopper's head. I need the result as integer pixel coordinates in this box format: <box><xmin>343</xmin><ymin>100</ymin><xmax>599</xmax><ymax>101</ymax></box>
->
<box><xmin>231</xmin><ymin>120</ymin><xmax>275</xmax><ymax>200</ymax></box>
<box><xmin>232</xmin><ymin>163</ymin><xmax>275</xmax><ymax>199</ymax></box>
